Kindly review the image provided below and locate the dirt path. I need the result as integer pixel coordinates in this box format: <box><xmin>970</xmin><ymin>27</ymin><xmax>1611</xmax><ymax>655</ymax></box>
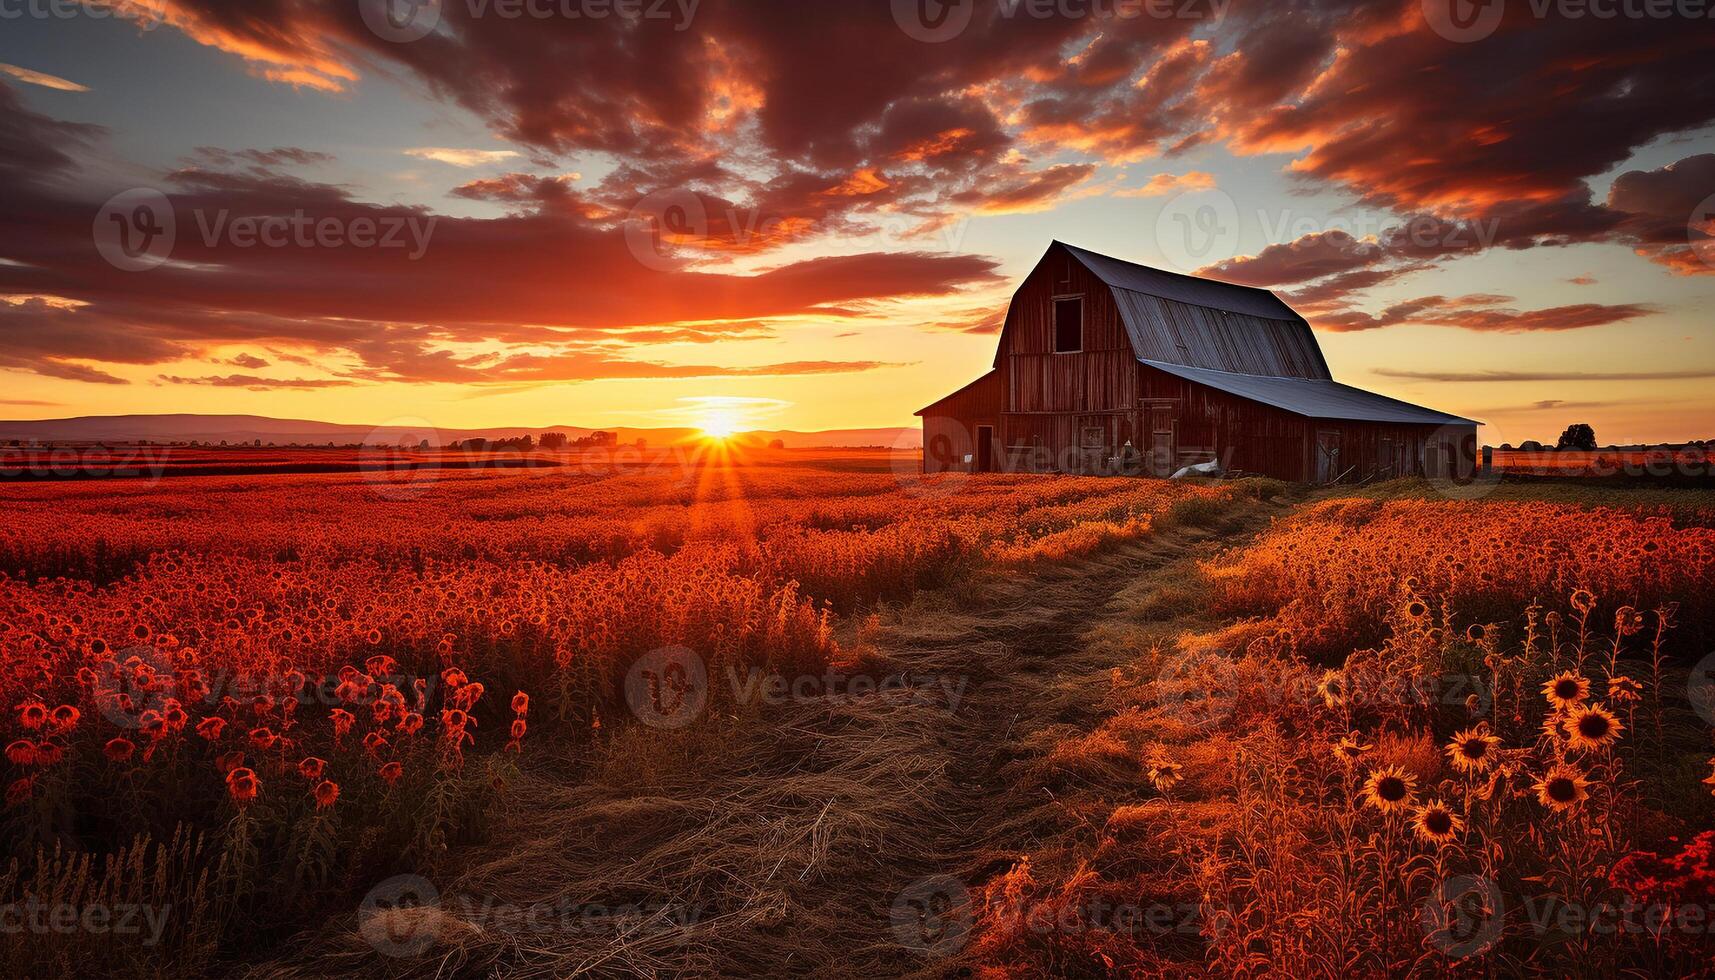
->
<box><xmin>268</xmin><ymin>498</ymin><xmax>1284</xmax><ymax>979</ymax></box>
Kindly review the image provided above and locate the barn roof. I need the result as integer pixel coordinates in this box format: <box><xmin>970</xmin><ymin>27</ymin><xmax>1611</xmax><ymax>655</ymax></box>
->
<box><xmin>1055</xmin><ymin>242</ymin><xmax>1331</xmax><ymax>380</ymax></box>
<box><xmin>1142</xmin><ymin>360</ymin><xmax>1479</xmax><ymax>426</ymax></box>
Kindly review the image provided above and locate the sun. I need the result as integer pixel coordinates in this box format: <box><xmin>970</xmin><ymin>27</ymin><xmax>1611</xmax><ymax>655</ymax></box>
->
<box><xmin>700</xmin><ymin>411</ymin><xmax>741</xmax><ymax>440</ymax></box>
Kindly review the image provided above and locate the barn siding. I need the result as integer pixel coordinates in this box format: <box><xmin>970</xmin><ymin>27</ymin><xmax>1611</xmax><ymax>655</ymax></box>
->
<box><xmin>918</xmin><ymin>370</ymin><xmax>1003</xmax><ymax>474</ymax></box>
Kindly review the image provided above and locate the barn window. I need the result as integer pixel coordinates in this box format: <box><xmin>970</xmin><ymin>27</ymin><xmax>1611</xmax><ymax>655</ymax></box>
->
<box><xmin>1053</xmin><ymin>297</ymin><xmax>1082</xmax><ymax>353</ymax></box>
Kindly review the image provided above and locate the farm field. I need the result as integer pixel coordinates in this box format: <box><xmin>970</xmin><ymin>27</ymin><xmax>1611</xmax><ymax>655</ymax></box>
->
<box><xmin>1</xmin><ymin>449</ymin><xmax>1713</xmax><ymax>977</ymax></box>
<box><xmin>1490</xmin><ymin>448</ymin><xmax>1713</xmax><ymax>479</ymax></box>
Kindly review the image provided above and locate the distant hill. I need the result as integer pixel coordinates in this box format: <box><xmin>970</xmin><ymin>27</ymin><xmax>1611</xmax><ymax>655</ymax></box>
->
<box><xmin>0</xmin><ymin>414</ymin><xmax>921</xmax><ymax>449</ymax></box>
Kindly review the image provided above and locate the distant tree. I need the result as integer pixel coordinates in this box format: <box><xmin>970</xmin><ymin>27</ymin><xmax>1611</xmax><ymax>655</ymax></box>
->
<box><xmin>635</xmin><ymin>438</ymin><xmax>647</xmax><ymax>449</ymax></box>
<box><xmin>539</xmin><ymin>432</ymin><xmax>568</xmax><ymax>451</ymax></box>
<box><xmin>1557</xmin><ymin>423</ymin><xmax>1597</xmax><ymax>451</ymax></box>
<box><xmin>768</xmin><ymin>438</ymin><xmax>786</xmax><ymax>450</ymax></box>
<box><xmin>418</xmin><ymin>439</ymin><xmax>431</xmax><ymax>451</ymax></box>
<box><xmin>1519</xmin><ymin>440</ymin><xmax>1544</xmax><ymax>452</ymax></box>
<box><xmin>1499</xmin><ymin>443</ymin><xmax>1514</xmax><ymax>451</ymax></box>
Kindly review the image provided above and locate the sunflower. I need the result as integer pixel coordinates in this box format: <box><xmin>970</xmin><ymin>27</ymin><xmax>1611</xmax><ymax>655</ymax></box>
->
<box><xmin>1334</xmin><ymin>732</ymin><xmax>1373</xmax><ymax>765</ymax></box>
<box><xmin>1411</xmin><ymin>799</ymin><xmax>1465</xmax><ymax>846</ymax></box>
<box><xmin>1532</xmin><ymin>763</ymin><xmax>1591</xmax><ymax>812</ymax></box>
<box><xmin>1444</xmin><ymin>724</ymin><xmax>1501</xmax><ymax>774</ymax></box>
<box><xmin>1360</xmin><ymin>766</ymin><xmax>1417</xmax><ymax>814</ymax></box>
<box><xmin>1702</xmin><ymin>758</ymin><xmax>1715</xmax><ymax>797</ymax></box>
<box><xmin>1562</xmin><ymin>703</ymin><xmax>1623</xmax><ymax>751</ymax></box>
<box><xmin>1147</xmin><ymin>759</ymin><xmax>1183</xmax><ymax>794</ymax></box>
<box><xmin>1542</xmin><ymin>671</ymin><xmax>1590</xmax><ymax>712</ymax></box>
<box><xmin>1317</xmin><ymin>670</ymin><xmax>1351</xmax><ymax>709</ymax></box>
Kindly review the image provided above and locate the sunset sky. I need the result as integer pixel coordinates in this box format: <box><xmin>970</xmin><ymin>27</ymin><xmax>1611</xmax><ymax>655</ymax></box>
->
<box><xmin>0</xmin><ymin>0</ymin><xmax>1711</xmax><ymax>443</ymax></box>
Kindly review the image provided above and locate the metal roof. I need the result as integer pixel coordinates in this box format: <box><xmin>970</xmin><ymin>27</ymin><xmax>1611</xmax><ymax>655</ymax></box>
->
<box><xmin>1058</xmin><ymin>242</ymin><xmax>1302</xmax><ymax>320</ymax></box>
<box><xmin>1057</xmin><ymin>242</ymin><xmax>1331</xmax><ymax>380</ymax></box>
<box><xmin>1141</xmin><ymin>360</ymin><xmax>1478</xmax><ymax>426</ymax></box>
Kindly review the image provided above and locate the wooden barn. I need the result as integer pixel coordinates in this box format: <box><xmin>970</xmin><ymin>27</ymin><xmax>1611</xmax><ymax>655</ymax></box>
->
<box><xmin>917</xmin><ymin>241</ymin><xmax>1478</xmax><ymax>483</ymax></box>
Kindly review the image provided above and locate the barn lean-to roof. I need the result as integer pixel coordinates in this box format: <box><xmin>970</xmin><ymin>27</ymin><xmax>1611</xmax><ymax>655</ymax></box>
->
<box><xmin>1141</xmin><ymin>360</ymin><xmax>1479</xmax><ymax>426</ymax></box>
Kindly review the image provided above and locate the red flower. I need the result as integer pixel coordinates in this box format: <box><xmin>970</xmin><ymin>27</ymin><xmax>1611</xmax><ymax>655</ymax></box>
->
<box><xmin>330</xmin><ymin>708</ymin><xmax>356</xmax><ymax>739</ymax></box>
<box><xmin>248</xmin><ymin>727</ymin><xmax>278</xmax><ymax>751</ymax></box>
<box><xmin>378</xmin><ymin>761</ymin><xmax>403</xmax><ymax>786</ymax></box>
<box><xmin>15</xmin><ymin>701</ymin><xmax>47</xmax><ymax>730</ymax></box>
<box><xmin>225</xmin><ymin>767</ymin><xmax>260</xmax><ymax>805</ymax></box>
<box><xmin>298</xmin><ymin>756</ymin><xmax>327</xmax><ymax>780</ymax></box>
<box><xmin>363</xmin><ymin>731</ymin><xmax>389</xmax><ymax>755</ymax></box>
<box><xmin>396</xmin><ymin>712</ymin><xmax>424</xmax><ymax>735</ymax></box>
<box><xmin>214</xmin><ymin>751</ymin><xmax>246</xmax><ymax>774</ymax></box>
<box><xmin>441</xmin><ymin>668</ymin><xmax>468</xmax><ymax>689</ymax></box>
<box><xmin>49</xmin><ymin>705</ymin><xmax>80</xmax><ymax>731</ymax></box>
<box><xmin>5</xmin><ymin>740</ymin><xmax>37</xmax><ymax>766</ymax></box>
<box><xmin>196</xmin><ymin>716</ymin><xmax>225</xmax><ymax>740</ymax></box>
<box><xmin>162</xmin><ymin>702</ymin><xmax>189</xmax><ymax>732</ymax></box>
<box><xmin>34</xmin><ymin>742</ymin><xmax>63</xmax><ymax>766</ymax></box>
<box><xmin>6</xmin><ymin>777</ymin><xmax>33</xmax><ymax>808</ymax></box>
<box><xmin>510</xmin><ymin>691</ymin><xmax>529</xmax><ymax>716</ymax></box>
<box><xmin>510</xmin><ymin>718</ymin><xmax>527</xmax><ymax>740</ymax></box>
<box><xmin>104</xmin><ymin>737</ymin><xmax>136</xmax><ymax>762</ymax></box>
<box><xmin>313</xmin><ymin>779</ymin><xmax>340</xmax><ymax>809</ymax></box>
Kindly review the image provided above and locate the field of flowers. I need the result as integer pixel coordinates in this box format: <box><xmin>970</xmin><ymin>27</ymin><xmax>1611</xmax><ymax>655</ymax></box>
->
<box><xmin>0</xmin><ymin>447</ymin><xmax>1221</xmax><ymax>973</ymax></box>
<box><xmin>977</xmin><ymin>494</ymin><xmax>1715</xmax><ymax>977</ymax></box>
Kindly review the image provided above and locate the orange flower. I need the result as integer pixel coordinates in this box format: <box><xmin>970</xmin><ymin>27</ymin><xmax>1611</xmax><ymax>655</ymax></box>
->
<box><xmin>1533</xmin><ymin>763</ymin><xmax>1591</xmax><ymax>812</ymax></box>
<box><xmin>1411</xmin><ymin>799</ymin><xmax>1465</xmax><ymax>846</ymax></box>
<box><xmin>1562</xmin><ymin>703</ymin><xmax>1622</xmax><ymax>751</ymax></box>
<box><xmin>225</xmin><ymin>767</ymin><xmax>260</xmax><ymax>805</ymax></box>
<box><xmin>313</xmin><ymin>780</ymin><xmax>340</xmax><ymax>809</ymax></box>
<box><xmin>509</xmin><ymin>718</ymin><xmax>527</xmax><ymax>740</ymax></box>
<box><xmin>1360</xmin><ymin>766</ymin><xmax>1417</xmax><ymax>814</ymax></box>
<box><xmin>511</xmin><ymin>691</ymin><xmax>530</xmax><ymax>716</ymax></box>
<box><xmin>1147</xmin><ymin>759</ymin><xmax>1183</xmax><ymax>794</ymax></box>
<box><xmin>1542</xmin><ymin>671</ymin><xmax>1590</xmax><ymax>712</ymax></box>
<box><xmin>1444</xmin><ymin>725</ymin><xmax>1500</xmax><ymax>774</ymax></box>
<box><xmin>1334</xmin><ymin>732</ymin><xmax>1373</xmax><ymax>765</ymax></box>
<box><xmin>1316</xmin><ymin>670</ymin><xmax>1351</xmax><ymax>709</ymax></box>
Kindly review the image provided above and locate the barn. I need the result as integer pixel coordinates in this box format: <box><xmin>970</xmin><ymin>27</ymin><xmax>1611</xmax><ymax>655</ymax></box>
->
<box><xmin>917</xmin><ymin>241</ymin><xmax>1478</xmax><ymax>483</ymax></box>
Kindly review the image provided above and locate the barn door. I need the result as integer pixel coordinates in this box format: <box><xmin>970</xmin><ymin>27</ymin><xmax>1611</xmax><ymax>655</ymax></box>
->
<box><xmin>1149</xmin><ymin>406</ymin><xmax>1175</xmax><ymax>476</ymax></box>
<box><xmin>975</xmin><ymin>426</ymin><xmax>994</xmax><ymax>473</ymax></box>
<box><xmin>1315</xmin><ymin>430</ymin><xmax>1342</xmax><ymax>483</ymax></box>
